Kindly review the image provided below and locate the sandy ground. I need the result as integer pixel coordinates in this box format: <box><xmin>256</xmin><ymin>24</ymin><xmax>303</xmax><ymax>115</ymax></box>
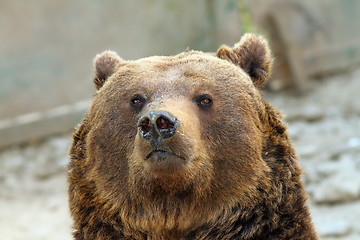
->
<box><xmin>0</xmin><ymin>137</ymin><xmax>72</xmax><ymax>240</ymax></box>
<box><xmin>0</xmin><ymin>69</ymin><xmax>359</xmax><ymax>239</ymax></box>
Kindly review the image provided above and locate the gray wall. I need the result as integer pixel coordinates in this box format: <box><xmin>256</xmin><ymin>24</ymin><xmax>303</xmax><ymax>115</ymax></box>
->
<box><xmin>0</xmin><ymin>0</ymin><xmax>242</xmax><ymax>147</ymax></box>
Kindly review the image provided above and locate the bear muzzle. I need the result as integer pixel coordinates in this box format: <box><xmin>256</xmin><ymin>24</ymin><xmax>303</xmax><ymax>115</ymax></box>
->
<box><xmin>137</xmin><ymin>110</ymin><xmax>191</xmax><ymax>173</ymax></box>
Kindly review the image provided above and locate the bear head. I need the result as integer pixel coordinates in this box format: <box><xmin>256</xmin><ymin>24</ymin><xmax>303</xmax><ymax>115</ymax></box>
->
<box><xmin>69</xmin><ymin>34</ymin><xmax>278</xmax><ymax>235</ymax></box>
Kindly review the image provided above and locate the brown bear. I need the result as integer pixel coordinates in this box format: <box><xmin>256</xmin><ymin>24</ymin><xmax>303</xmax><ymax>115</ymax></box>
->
<box><xmin>68</xmin><ymin>33</ymin><xmax>318</xmax><ymax>240</ymax></box>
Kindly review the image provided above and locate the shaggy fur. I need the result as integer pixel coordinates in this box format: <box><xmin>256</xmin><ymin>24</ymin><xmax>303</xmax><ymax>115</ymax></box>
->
<box><xmin>68</xmin><ymin>34</ymin><xmax>318</xmax><ymax>240</ymax></box>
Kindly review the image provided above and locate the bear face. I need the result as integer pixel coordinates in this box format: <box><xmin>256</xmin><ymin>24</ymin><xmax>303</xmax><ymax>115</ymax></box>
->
<box><xmin>68</xmin><ymin>34</ymin><xmax>318</xmax><ymax>240</ymax></box>
<box><xmin>87</xmin><ymin>51</ymin><xmax>270</xmax><ymax>231</ymax></box>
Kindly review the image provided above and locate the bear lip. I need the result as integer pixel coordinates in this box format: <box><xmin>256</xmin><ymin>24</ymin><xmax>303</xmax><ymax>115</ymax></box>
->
<box><xmin>146</xmin><ymin>149</ymin><xmax>165</xmax><ymax>159</ymax></box>
<box><xmin>145</xmin><ymin>149</ymin><xmax>187</xmax><ymax>174</ymax></box>
<box><xmin>146</xmin><ymin>149</ymin><xmax>185</xmax><ymax>160</ymax></box>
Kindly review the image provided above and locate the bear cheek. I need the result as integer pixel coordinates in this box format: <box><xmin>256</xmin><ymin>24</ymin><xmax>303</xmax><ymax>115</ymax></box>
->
<box><xmin>207</xmin><ymin>111</ymin><xmax>268</xmax><ymax>197</ymax></box>
<box><xmin>85</xmin><ymin>112</ymin><xmax>136</xmax><ymax>189</ymax></box>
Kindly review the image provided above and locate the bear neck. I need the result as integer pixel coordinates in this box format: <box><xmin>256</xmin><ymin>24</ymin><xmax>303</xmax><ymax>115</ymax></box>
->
<box><xmin>117</xmin><ymin>164</ymin><xmax>314</xmax><ymax>240</ymax></box>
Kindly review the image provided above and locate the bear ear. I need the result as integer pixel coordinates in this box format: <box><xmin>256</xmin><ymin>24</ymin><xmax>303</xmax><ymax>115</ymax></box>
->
<box><xmin>216</xmin><ymin>33</ymin><xmax>273</xmax><ymax>88</ymax></box>
<box><xmin>93</xmin><ymin>50</ymin><xmax>123</xmax><ymax>90</ymax></box>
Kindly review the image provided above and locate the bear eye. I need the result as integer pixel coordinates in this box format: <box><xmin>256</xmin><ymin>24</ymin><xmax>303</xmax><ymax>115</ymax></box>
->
<box><xmin>130</xmin><ymin>94</ymin><xmax>146</xmax><ymax>109</ymax></box>
<box><xmin>194</xmin><ymin>94</ymin><xmax>213</xmax><ymax>108</ymax></box>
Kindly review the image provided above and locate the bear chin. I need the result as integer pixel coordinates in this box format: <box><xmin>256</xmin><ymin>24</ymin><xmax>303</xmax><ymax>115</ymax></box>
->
<box><xmin>145</xmin><ymin>150</ymin><xmax>188</xmax><ymax>175</ymax></box>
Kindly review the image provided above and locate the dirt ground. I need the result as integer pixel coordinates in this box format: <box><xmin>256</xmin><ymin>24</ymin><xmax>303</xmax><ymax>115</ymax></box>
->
<box><xmin>0</xmin><ymin>69</ymin><xmax>359</xmax><ymax>240</ymax></box>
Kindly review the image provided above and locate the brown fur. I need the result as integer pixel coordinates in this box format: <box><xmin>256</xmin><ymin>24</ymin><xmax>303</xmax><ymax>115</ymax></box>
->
<box><xmin>217</xmin><ymin>33</ymin><xmax>273</xmax><ymax>88</ymax></box>
<box><xmin>68</xmin><ymin>34</ymin><xmax>318</xmax><ymax>239</ymax></box>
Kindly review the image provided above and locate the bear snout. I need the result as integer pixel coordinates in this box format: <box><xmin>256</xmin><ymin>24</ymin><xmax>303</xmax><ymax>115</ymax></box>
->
<box><xmin>137</xmin><ymin>110</ymin><xmax>179</xmax><ymax>144</ymax></box>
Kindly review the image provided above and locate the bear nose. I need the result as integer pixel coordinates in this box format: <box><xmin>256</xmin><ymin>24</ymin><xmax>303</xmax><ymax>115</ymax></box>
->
<box><xmin>137</xmin><ymin>111</ymin><xmax>179</xmax><ymax>141</ymax></box>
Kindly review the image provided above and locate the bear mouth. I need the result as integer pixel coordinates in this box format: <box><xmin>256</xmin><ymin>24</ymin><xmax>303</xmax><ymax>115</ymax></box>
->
<box><xmin>145</xmin><ymin>149</ymin><xmax>186</xmax><ymax>173</ymax></box>
<box><xmin>146</xmin><ymin>149</ymin><xmax>184</xmax><ymax>160</ymax></box>
<box><xmin>146</xmin><ymin>149</ymin><xmax>167</xmax><ymax>159</ymax></box>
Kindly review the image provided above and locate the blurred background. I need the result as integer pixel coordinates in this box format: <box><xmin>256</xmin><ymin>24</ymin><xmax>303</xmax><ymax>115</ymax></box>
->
<box><xmin>0</xmin><ymin>0</ymin><xmax>359</xmax><ymax>239</ymax></box>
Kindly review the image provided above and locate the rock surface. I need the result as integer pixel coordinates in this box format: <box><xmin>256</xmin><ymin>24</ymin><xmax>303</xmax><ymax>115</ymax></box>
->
<box><xmin>1</xmin><ymin>69</ymin><xmax>360</xmax><ymax>239</ymax></box>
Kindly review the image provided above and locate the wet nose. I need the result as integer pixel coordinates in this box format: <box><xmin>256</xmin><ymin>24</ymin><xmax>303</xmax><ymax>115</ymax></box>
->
<box><xmin>138</xmin><ymin>111</ymin><xmax>179</xmax><ymax>141</ymax></box>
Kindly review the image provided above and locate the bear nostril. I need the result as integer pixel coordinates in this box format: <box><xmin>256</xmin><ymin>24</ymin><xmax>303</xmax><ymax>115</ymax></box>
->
<box><xmin>156</xmin><ymin>117</ymin><xmax>173</xmax><ymax>130</ymax></box>
<box><xmin>139</xmin><ymin>118</ymin><xmax>152</xmax><ymax>134</ymax></box>
<box><xmin>138</xmin><ymin>111</ymin><xmax>178</xmax><ymax>141</ymax></box>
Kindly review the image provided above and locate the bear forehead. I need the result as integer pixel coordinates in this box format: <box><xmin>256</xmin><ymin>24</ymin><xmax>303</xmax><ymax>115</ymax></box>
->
<box><xmin>113</xmin><ymin>51</ymin><xmax>252</xmax><ymax>87</ymax></box>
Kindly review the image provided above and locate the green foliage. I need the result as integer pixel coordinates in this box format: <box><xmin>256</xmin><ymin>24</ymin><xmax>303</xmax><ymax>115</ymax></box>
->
<box><xmin>238</xmin><ymin>0</ymin><xmax>253</xmax><ymax>33</ymax></box>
